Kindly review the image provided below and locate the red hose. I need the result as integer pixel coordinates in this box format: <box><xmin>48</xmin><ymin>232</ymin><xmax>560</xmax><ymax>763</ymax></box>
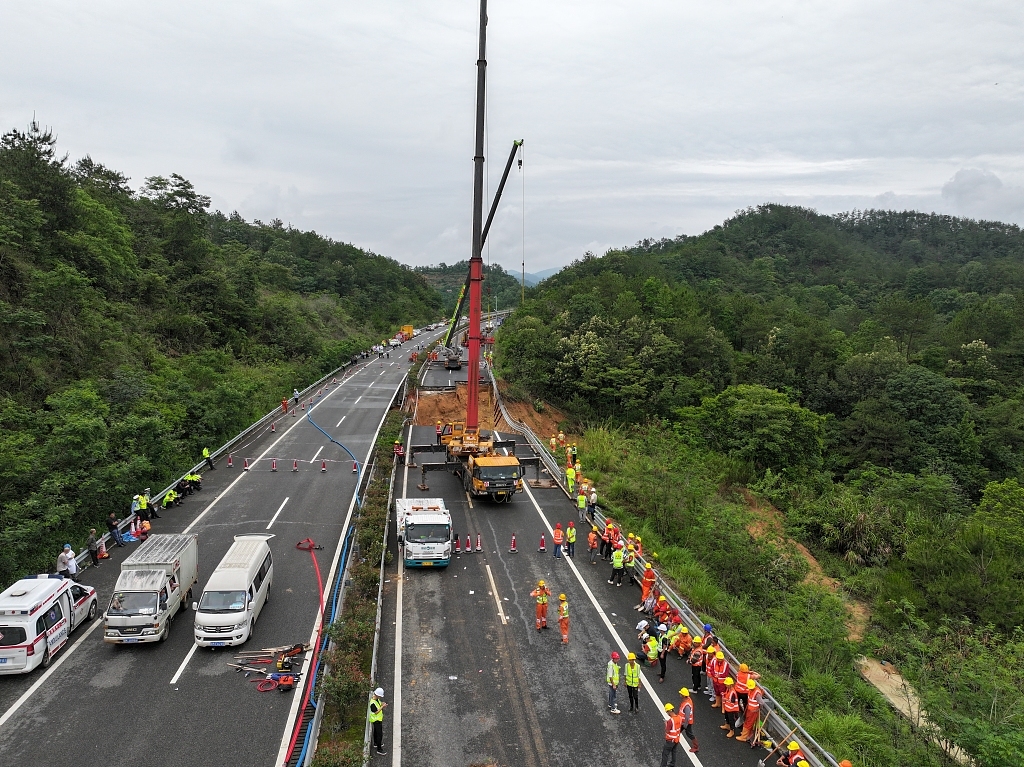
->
<box><xmin>284</xmin><ymin>539</ymin><xmax>326</xmax><ymax>763</ymax></box>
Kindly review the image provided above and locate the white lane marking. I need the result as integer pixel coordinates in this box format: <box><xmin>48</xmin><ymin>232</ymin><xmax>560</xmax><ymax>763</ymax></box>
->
<box><xmin>169</xmin><ymin>642</ymin><xmax>199</xmax><ymax>684</ymax></box>
<box><xmin>520</xmin><ymin>482</ymin><xmax>705</xmax><ymax>767</ymax></box>
<box><xmin>267</xmin><ymin>497</ymin><xmax>290</xmax><ymax>529</ymax></box>
<box><xmin>354</xmin><ymin>395</ymin><xmax>363</xmax><ymax>404</ymax></box>
<box><xmin>183</xmin><ymin>372</ymin><xmax>360</xmax><ymax>535</ymax></box>
<box><xmin>336</xmin><ymin>415</ymin><xmax>347</xmax><ymax>428</ymax></box>
<box><xmin>465</xmin><ymin>491</ymin><xmax>473</xmax><ymax>509</ymax></box>
<box><xmin>379</xmin><ymin>369</ymin><xmax>386</xmax><ymax>377</ymax></box>
<box><xmin>275</xmin><ymin>378</ymin><xmax>406</xmax><ymax>767</ymax></box>
<box><xmin>0</xmin><ymin>618</ymin><xmax>103</xmax><ymax>730</ymax></box>
<box><xmin>485</xmin><ymin>565</ymin><xmax>508</xmax><ymax>625</ymax></box>
<box><xmin>310</xmin><ymin>446</ymin><xmax>324</xmax><ymax>463</ymax></box>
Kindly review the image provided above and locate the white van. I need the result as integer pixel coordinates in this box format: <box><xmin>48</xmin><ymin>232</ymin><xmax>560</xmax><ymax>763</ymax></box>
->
<box><xmin>193</xmin><ymin>534</ymin><xmax>274</xmax><ymax>647</ymax></box>
<box><xmin>0</xmin><ymin>576</ymin><xmax>98</xmax><ymax>674</ymax></box>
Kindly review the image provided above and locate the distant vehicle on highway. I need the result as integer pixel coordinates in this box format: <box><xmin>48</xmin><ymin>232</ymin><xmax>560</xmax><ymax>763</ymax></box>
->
<box><xmin>0</xmin><ymin>575</ymin><xmax>98</xmax><ymax>674</ymax></box>
<box><xmin>194</xmin><ymin>534</ymin><xmax>274</xmax><ymax>647</ymax></box>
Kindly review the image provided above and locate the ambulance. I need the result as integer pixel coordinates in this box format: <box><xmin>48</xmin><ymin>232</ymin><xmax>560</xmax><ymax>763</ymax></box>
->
<box><xmin>0</xmin><ymin>575</ymin><xmax>99</xmax><ymax>674</ymax></box>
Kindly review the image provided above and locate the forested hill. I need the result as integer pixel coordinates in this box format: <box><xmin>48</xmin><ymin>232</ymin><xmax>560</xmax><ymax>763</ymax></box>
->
<box><xmin>0</xmin><ymin>123</ymin><xmax>442</xmax><ymax>583</ymax></box>
<box><xmin>498</xmin><ymin>205</ymin><xmax>1024</xmax><ymax>765</ymax></box>
<box><xmin>415</xmin><ymin>260</ymin><xmax>524</xmax><ymax>314</ymax></box>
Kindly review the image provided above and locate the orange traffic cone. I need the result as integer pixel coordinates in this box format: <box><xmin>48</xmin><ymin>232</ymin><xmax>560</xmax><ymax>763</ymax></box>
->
<box><xmin>476</xmin><ymin>534</ymin><xmax>482</xmax><ymax>552</ymax></box>
<box><xmin>243</xmin><ymin>458</ymin><xmax>250</xmax><ymax>471</ymax></box>
<box><xmin>465</xmin><ymin>535</ymin><xmax>472</xmax><ymax>553</ymax></box>
<box><xmin>129</xmin><ymin>518</ymin><xmax>137</xmax><ymax>536</ymax></box>
<box><xmin>227</xmin><ymin>454</ymin><xmax>233</xmax><ymax>468</ymax></box>
<box><xmin>510</xmin><ymin>533</ymin><xmax>518</xmax><ymax>553</ymax></box>
<box><xmin>455</xmin><ymin>536</ymin><xmax>461</xmax><ymax>553</ymax></box>
<box><xmin>301</xmin><ymin>401</ymin><xmax>305</xmax><ymax>411</ymax></box>
<box><xmin>271</xmin><ymin>422</ymin><xmax>275</xmax><ymax>433</ymax></box>
<box><xmin>98</xmin><ymin>539</ymin><xmax>110</xmax><ymax>559</ymax></box>
<box><xmin>321</xmin><ymin>459</ymin><xmax>327</xmax><ymax>472</ymax></box>
<box><xmin>271</xmin><ymin>459</ymin><xmax>277</xmax><ymax>472</ymax></box>
<box><xmin>538</xmin><ymin>534</ymin><xmax>546</xmax><ymax>552</ymax></box>
<box><xmin>352</xmin><ymin>461</ymin><xmax>358</xmax><ymax>473</ymax></box>
<box><xmin>332</xmin><ymin>377</ymin><xmax>337</xmax><ymax>384</ymax></box>
<box><xmin>292</xmin><ymin>407</ymin><xmax>296</xmax><ymax>417</ymax></box>
<box><xmin>292</xmin><ymin>459</ymin><xmax>299</xmax><ymax>472</ymax></box>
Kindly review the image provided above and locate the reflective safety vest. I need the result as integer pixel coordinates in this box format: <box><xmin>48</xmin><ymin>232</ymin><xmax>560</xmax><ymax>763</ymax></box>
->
<box><xmin>736</xmin><ymin>669</ymin><xmax>752</xmax><ymax>690</ymax></box>
<box><xmin>709</xmin><ymin>657</ymin><xmax>730</xmax><ymax>680</ymax></box>
<box><xmin>645</xmin><ymin>637</ymin><xmax>659</xmax><ymax>661</ymax></box>
<box><xmin>623</xmin><ymin>550</ymin><xmax>635</xmax><ymax>567</ymax></box>
<box><xmin>680</xmin><ymin>697</ymin><xmax>694</xmax><ymax>724</ymax></box>
<box><xmin>566</xmin><ymin>526</ymin><xmax>576</xmax><ymax>544</ymax></box>
<box><xmin>625</xmin><ymin>661</ymin><xmax>640</xmax><ymax>687</ymax></box>
<box><xmin>369</xmin><ymin>697</ymin><xmax>384</xmax><ymax>723</ymax></box>
<box><xmin>606</xmin><ymin>661</ymin><xmax>620</xmax><ymax>686</ymax></box>
<box><xmin>747</xmin><ymin>688</ymin><xmax>763</xmax><ymax>712</ymax></box>
<box><xmin>602</xmin><ymin>525</ymin><xmax>612</xmax><ymax>542</ymax></box>
<box><xmin>203</xmin><ymin>447</ymin><xmax>210</xmax><ymax>458</ymax></box>
<box><xmin>437</xmin><ymin>424</ymin><xmax>443</xmax><ymax>435</ymax></box>
<box><xmin>689</xmin><ymin>647</ymin><xmax>705</xmax><ymax>667</ymax></box>
<box><xmin>577</xmin><ymin>494</ymin><xmax>586</xmax><ymax>508</ymax></box>
<box><xmin>553</xmin><ymin>529</ymin><xmax>564</xmax><ymax>545</ymax></box>
<box><xmin>723</xmin><ymin>686</ymin><xmax>740</xmax><ymax>712</ymax></box>
<box><xmin>642</xmin><ymin>569</ymin><xmax>657</xmax><ymax>587</ymax></box>
<box><xmin>665</xmin><ymin>713</ymin><xmax>683</xmax><ymax>743</ymax></box>
<box><xmin>139</xmin><ymin>496</ymin><xmax>148</xmax><ymax>510</ymax></box>
<box><xmin>786</xmin><ymin>749</ymin><xmax>807</xmax><ymax>766</ymax></box>
<box><xmin>612</xmin><ymin>548</ymin><xmax>624</xmax><ymax>568</ymax></box>
<box><xmin>588</xmin><ymin>531</ymin><xmax>599</xmax><ymax>549</ymax></box>
<box><xmin>558</xmin><ymin>601</ymin><xmax>568</xmax><ymax>620</ymax></box>
<box><xmin>532</xmin><ymin>588</ymin><xmax>549</xmax><ymax>605</ymax></box>
<box><xmin>658</xmin><ymin>634</ymin><xmax>670</xmax><ymax>654</ymax></box>
<box><xmin>566</xmin><ymin>467</ymin><xmax>576</xmax><ymax>481</ymax></box>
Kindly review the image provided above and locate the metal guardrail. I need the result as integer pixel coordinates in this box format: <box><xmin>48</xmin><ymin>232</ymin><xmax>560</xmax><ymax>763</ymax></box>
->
<box><xmin>487</xmin><ymin>369</ymin><xmax>840</xmax><ymax>767</ymax></box>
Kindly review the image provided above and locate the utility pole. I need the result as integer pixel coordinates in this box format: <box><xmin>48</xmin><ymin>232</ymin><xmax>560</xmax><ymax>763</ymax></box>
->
<box><xmin>466</xmin><ymin>0</ymin><xmax>487</xmax><ymax>434</ymax></box>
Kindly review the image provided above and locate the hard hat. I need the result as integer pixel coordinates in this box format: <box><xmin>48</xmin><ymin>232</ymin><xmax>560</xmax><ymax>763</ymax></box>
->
<box><xmin>739</xmin><ymin>663</ymin><xmax>749</xmax><ymax>672</ymax></box>
<box><xmin>374</xmin><ymin>687</ymin><xmax>385</xmax><ymax>697</ymax></box>
<box><xmin>636</xmin><ymin>536</ymin><xmax>642</xmax><ymax>542</ymax></box>
<box><xmin>679</xmin><ymin>687</ymin><xmax>689</xmax><ymax>696</ymax></box>
<box><xmin>538</xmin><ymin>580</ymin><xmax>545</xmax><ymax>586</ymax></box>
<box><xmin>437</xmin><ymin>420</ymin><xmax>442</xmax><ymax>424</ymax></box>
<box><xmin>664</xmin><ymin>702</ymin><xmax>674</xmax><ymax>711</ymax></box>
<box><xmin>798</xmin><ymin>763</ymin><xmax>810</xmax><ymax>767</ymax></box>
<box><xmin>788</xmin><ymin>742</ymin><xmax>800</xmax><ymax>751</ymax></box>
<box><xmin>610</xmin><ymin>651</ymin><xmax>620</xmax><ymax>660</ymax></box>
<box><xmin>573</xmin><ymin>442</ymin><xmax>577</xmax><ymax>446</ymax></box>
<box><xmin>658</xmin><ymin>624</ymin><xmax>667</xmax><ymax>632</ymax></box>
<box><xmin>555</xmin><ymin>522</ymin><xmax>561</xmax><ymax>529</ymax></box>
<box><xmin>133</xmin><ymin>494</ymin><xmax>140</xmax><ymax>499</ymax></box>
<box><xmin>748</xmin><ymin>679</ymin><xmax>757</xmax><ymax>690</ymax></box>
<box><xmin>680</xmin><ymin>627</ymin><xmax>689</xmax><ymax>633</ymax></box>
<box><xmin>627</xmin><ymin>652</ymin><xmax>636</xmax><ymax>660</ymax></box>
<box><xmin>568</xmin><ymin>521</ymin><xmax>574</xmax><ymax>526</ymax></box>
<box><xmin>559</xmin><ymin>593</ymin><xmax>566</xmax><ymax>600</ymax></box>
<box><xmin>658</xmin><ymin>596</ymin><xmax>667</xmax><ymax>602</ymax></box>
<box><xmin>628</xmin><ymin>533</ymin><xmax>635</xmax><ymax>539</ymax></box>
<box><xmin>716</xmin><ymin>652</ymin><xmax>724</xmax><ymax>660</ymax></box>
<box><xmin>645</xmin><ymin>563</ymin><xmax>652</xmax><ymax>569</ymax></box>
<box><xmin>627</xmin><ymin>545</ymin><xmax>635</xmax><ymax>551</ymax></box>
<box><xmin>839</xmin><ymin>762</ymin><xmax>853</xmax><ymax>767</ymax></box>
<box><xmin>703</xmin><ymin>623</ymin><xmax>713</xmax><ymax>632</ymax></box>
<box><xmin>394</xmin><ymin>440</ymin><xmax>400</xmax><ymax>444</ymax></box>
<box><xmin>592</xmin><ymin>526</ymin><xmax>598</xmax><ymax>532</ymax></box>
<box><xmin>724</xmin><ymin>677</ymin><xmax>734</xmax><ymax>685</ymax></box>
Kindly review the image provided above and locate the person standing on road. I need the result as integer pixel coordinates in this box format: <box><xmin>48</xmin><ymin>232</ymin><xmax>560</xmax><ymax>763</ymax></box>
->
<box><xmin>368</xmin><ymin>687</ymin><xmax>387</xmax><ymax>755</ymax></box>
<box><xmin>565</xmin><ymin>464</ymin><xmax>576</xmax><ymax>495</ymax></box>
<box><xmin>557</xmin><ymin>594</ymin><xmax>569</xmax><ymax>644</ymax></box>
<box><xmin>737</xmin><ymin>679</ymin><xmax>763</xmax><ymax>743</ymax></box>
<box><xmin>624</xmin><ymin>652</ymin><xmax>641</xmax><ymax>713</ymax></box>
<box><xmin>549</xmin><ymin>434</ymin><xmax>558</xmax><ymax>452</ymax></box>
<box><xmin>601</xmin><ymin>521</ymin><xmax>613</xmax><ymax>560</ymax></box>
<box><xmin>661</xmin><ymin>703</ymin><xmax>683</xmax><ymax>767</ymax></box>
<box><xmin>530</xmin><ymin>580</ymin><xmax>551</xmax><ymax>631</ymax></box>
<box><xmin>688</xmin><ymin>644</ymin><xmax>705</xmax><ymax>694</ymax></box>
<box><xmin>624</xmin><ymin>544</ymin><xmax>637</xmax><ymax>585</ymax></box>
<box><xmin>293</xmin><ymin>388</ymin><xmax>300</xmax><ymax>407</ymax></box>
<box><xmin>678</xmin><ymin>688</ymin><xmax>700</xmax><ymax>753</ymax></box>
<box><xmin>658</xmin><ymin>623</ymin><xmax>670</xmax><ymax>683</ymax></box>
<box><xmin>281</xmin><ymin>397</ymin><xmax>288</xmax><ymax>414</ymax></box>
<box><xmin>436</xmin><ymin>420</ymin><xmax>443</xmax><ymax>445</ymax></box>
<box><xmin>56</xmin><ymin>545</ymin><xmax>71</xmax><ymax>578</ymax></box>
<box><xmin>65</xmin><ymin>545</ymin><xmax>80</xmax><ymax>581</ymax></box>
<box><xmin>637</xmin><ymin>563</ymin><xmax>657</xmax><ymax>609</ymax></box>
<box><xmin>203</xmin><ymin>446</ymin><xmax>216</xmax><ymax>470</ymax></box>
<box><xmin>106</xmin><ymin>513</ymin><xmax>125</xmax><ymax>547</ymax></box>
<box><xmin>720</xmin><ymin>677</ymin><xmax>740</xmax><ymax>737</ymax></box>
<box><xmin>608</xmin><ymin>544</ymin><xmax>625</xmax><ymax>586</ymax></box>
<box><xmin>606</xmin><ymin>652</ymin><xmax>622</xmax><ymax>714</ymax></box>
<box><xmin>87</xmin><ymin>529</ymin><xmax>100</xmax><ymax>567</ymax></box>
<box><xmin>577</xmin><ymin>488</ymin><xmax>587</xmax><ymax>521</ymax></box>
<box><xmin>565</xmin><ymin>521</ymin><xmax>576</xmax><ymax>558</ymax></box>
<box><xmin>588</xmin><ymin>526</ymin><xmax>600</xmax><ymax>564</ymax></box>
<box><xmin>552</xmin><ymin>523</ymin><xmax>564</xmax><ymax>558</ymax></box>
<box><xmin>588</xmin><ymin>486</ymin><xmax>597</xmax><ymax>517</ymax></box>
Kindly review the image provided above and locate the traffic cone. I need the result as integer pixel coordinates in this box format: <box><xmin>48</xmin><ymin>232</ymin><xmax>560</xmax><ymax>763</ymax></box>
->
<box><xmin>476</xmin><ymin>534</ymin><xmax>482</xmax><ymax>552</ymax></box>
<box><xmin>292</xmin><ymin>407</ymin><xmax>296</xmax><ymax>417</ymax></box>
<box><xmin>321</xmin><ymin>459</ymin><xmax>327</xmax><ymax>473</ymax></box>
<box><xmin>301</xmin><ymin>401</ymin><xmax>305</xmax><ymax>411</ymax></box>
<box><xmin>243</xmin><ymin>458</ymin><xmax>250</xmax><ymax>471</ymax></box>
<box><xmin>509</xmin><ymin>533</ymin><xmax>518</xmax><ymax>553</ymax></box>
<box><xmin>292</xmin><ymin>459</ymin><xmax>299</xmax><ymax>472</ymax></box>
<box><xmin>271</xmin><ymin>422</ymin><xmax>276</xmax><ymax>433</ymax></box>
<box><xmin>465</xmin><ymin>535</ymin><xmax>472</xmax><ymax>553</ymax></box>
<box><xmin>129</xmin><ymin>518</ymin><xmax>137</xmax><ymax>536</ymax></box>
<box><xmin>538</xmin><ymin>534</ymin><xmax>546</xmax><ymax>552</ymax></box>
<box><xmin>271</xmin><ymin>459</ymin><xmax>278</xmax><ymax>472</ymax></box>
<box><xmin>455</xmin><ymin>536</ymin><xmax>461</xmax><ymax>553</ymax></box>
<box><xmin>332</xmin><ymin>377</ymin><xmax>337</xmax><ymax>384</ymax></box>
<box><xmin>98</xmin><ymin>539</ymin><xmax>109</xmax><ymax>559</ymax></box>
<box><xmin>352</xmin><ymin>461</ymin><xmax>358</xmax><ymax>473</ymax></box>
<box><xmin>227</xmin><ymin>454</ymin><xmax>233</xmax><ymax>468</ymax></box>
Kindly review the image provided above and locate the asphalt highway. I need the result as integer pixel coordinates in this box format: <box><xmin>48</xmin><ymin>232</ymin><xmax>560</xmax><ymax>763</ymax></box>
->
<box><xmin>376</xmin><ymin>424</ymin><xmax>767</xmax><ymax>767</ymax></box>
<box><xmin>0</xmin><ymin>335</ymin><xmax>440</xmax><ymax>767</ymax></box>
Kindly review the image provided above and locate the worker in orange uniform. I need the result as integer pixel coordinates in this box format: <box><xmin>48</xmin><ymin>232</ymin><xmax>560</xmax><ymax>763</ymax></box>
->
<box><xmin>708</xmin><ymin>651</ymin><xmax>731</xmax><ymax>709</ymax></box>
<box><xmin>557</xmin><ymin>593</ymin><xmax>569</xmax><ymax>644</ymax></box>
<box><xmin>678</xmin><ymin>688</ymin><xmax>699</xmax><ymax>753</ymax></box>
<box><xmin>637</xmin><ymin>562</ymin><xmax>657</xmax><ymax>609</ymax></box>
<box><xmin>736</xmin><ymin>678</ymin><xmax>763</xmax><ymax>743</ymax></box>
<box><xmin>653</xmin><ymin>595</ymin><xmax>671</xmax><ymax>625</ymax></box>
<box><xmin>588</xmin><ymin>526</ymin><xmax>600</xmax><ymax>564</ymax></box>
<box><xmin>688</xmin><ymin>643</ymin><xmax>705</xmax><ymax>693</ymax></box>
<box><xmin>735</xmin><ymin>662</ymin><xmax>760</xmax><ymax>715</ymax></box>
<box><xmin>530</xmin><ymin>579</ymin><xmax>551</xmax><ymax>631</ymax></box>
<box><xmin>281</xmin><ymin>397</ymin><xmax>288</xmax><ymax>414</ymax></box>
<box><xmin>552</xmin><ymin>523</ymin><xmax>565</xmax><ymax>559</ymax></box>
<box><xmin>660</xmin><ymin>703</ymin><xmax>683</xmax><ymax>767</ymax></box>
<box><xmin>634</xmin><ymin>535</ymin><xmax>643</xmax><ymax>556</ymax></box>
<box><xmin>549</xmin><ymin>434</ymin><xmax>557</xmax><ymax>452</ymax></box>
<box><xmin>671</xmin><ymin>625</ymin><xmax>692</xmax><ymax>658</ymax></box>
<box><xmin>778</xmin><ymin>741</ymin><xmax>807</xmax><ymax>766</ymax></box>
<box><xmin>601</xmin><ymin>521</ymin><xmax>613</xmax><ymax>560</ymax></box>
<box><xmin>558</xmin><ymin>430</ymin><xmax>566</xmax><ymax>447</ymax></box>
<box><xmin>720</xmin><ymin>677</ymin><xmax>740</xmax><ymax>737</ymax></box>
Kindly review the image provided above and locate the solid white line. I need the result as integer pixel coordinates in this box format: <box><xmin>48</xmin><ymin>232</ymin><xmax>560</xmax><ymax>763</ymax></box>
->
<box><xmin>485</xmin><ymin>565</ymin><xmax>508</xmax><ymax>625</ymax></box>
<box><xmin>275</xmin><ymin>378</ymin><xmax>405</xmax><ymax>767</ymax></box>
<box><xmin>267</xmin><ymin>497</ymin><xmax>290</xmax><ymax>530</ymax></box>
<box><xmin>336</xmin><ymin>415</ymin><xmax>347</xmax><ymax>428</ymax></box>
<box><xmin>520</xmin><ymin>482</ymin><xmax>705</xmax><ymax>767</ymax></box>
<box><xmin>465</xmin><ymin>491</ymin><xmax>473</xmax><ymax>509</ymax></box>
<box><xmin>169</xmin><ymin>642</ymin><xmax>199</xmax><ymax>684</ymax></box>
<box><xmin>310</xmin><ymin>446</ymin><xmax>324</xmax><ymax>463</ymax></box>
<box><xmin>0</xmin><ymin>618</ymin><xmax>103</xmax><ymax>730</ymax></box>
<box><xmin>354</xmin><ymin>395</ymin><xmax>363</xmax><ymax>404</ymax></box>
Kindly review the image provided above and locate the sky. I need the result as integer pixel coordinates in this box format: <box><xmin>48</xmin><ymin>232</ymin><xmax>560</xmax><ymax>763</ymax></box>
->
<box><xmin>2</xmin><ymin>1</ymin><xmax>1023</xmax><ymax>273</ymax></box>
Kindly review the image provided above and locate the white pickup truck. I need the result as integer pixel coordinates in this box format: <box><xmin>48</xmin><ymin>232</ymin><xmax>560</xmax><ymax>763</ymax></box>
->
<box><xmin>396</xmin><ymin>498</ymin><xmax>452</xmax><ymax>568</ymax></box>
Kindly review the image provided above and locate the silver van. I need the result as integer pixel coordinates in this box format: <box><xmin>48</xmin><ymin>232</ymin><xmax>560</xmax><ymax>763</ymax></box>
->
<box><xmin>193</xmin><ymin>534</ymin><xmax>274</xmax><ymax>647</ymax></box>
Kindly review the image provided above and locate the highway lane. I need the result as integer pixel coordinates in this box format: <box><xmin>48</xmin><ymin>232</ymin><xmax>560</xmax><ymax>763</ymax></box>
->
<box><xmin>0</xmin><ymin>348</ymin><xmax>425</xmax><ymax>767</ymax></box>
<box><xmin>379</xmin><ymin>424</ymin><xmax>766</xmax><ymax>767</ymax></box>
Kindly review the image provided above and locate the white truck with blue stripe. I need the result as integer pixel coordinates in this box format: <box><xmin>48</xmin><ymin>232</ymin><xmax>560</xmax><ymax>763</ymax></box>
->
<box><xmin>396</xmin><ymin>498</ymin><xmax>452</xmax><ymax>568</ymax></box>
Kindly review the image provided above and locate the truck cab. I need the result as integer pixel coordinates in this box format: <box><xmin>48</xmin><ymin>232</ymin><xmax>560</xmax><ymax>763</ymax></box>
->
<box><xmin>467</xmin><ymin>454</ymin><xmax>523</xmax><ymax>501</ymax></box>
<box><xmin>396</xmin><ymin>499</ymin><xmax>452</xmax><ymax>567</ymax></box>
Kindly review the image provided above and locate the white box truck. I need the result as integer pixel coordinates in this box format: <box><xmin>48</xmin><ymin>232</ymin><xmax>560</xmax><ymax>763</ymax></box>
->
<box><xmin>396</xmin><ymin>498</ymin><xmax>452</xmax><ymax>567</ymax></box>
<box><xmin>0</xmin><ymin>576</ymin><xmax>98</xmax><ymax>674</ymax></box>
<box><xmin>103</xmin><ymin>533</ymin><xmax>199</xmax><ymax>644</ymax></box>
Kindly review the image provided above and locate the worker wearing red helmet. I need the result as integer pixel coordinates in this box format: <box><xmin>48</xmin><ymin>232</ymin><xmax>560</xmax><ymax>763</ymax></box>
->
<box><xmin>606</xmin><ymin>651</ymin><xmax>622</xmax><ymax>714</ymax></box>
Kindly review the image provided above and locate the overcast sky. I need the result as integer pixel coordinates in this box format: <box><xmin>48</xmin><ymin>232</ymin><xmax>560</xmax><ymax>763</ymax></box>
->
<box><xmin>2</xmin><ymin>1</ymin><xmax>1023</xmax><ymax>272</ymax></box>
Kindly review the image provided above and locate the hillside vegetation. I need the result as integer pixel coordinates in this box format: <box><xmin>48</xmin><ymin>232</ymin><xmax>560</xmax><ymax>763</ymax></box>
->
<box><xmin>415</xmin><ymin>260</ymin><xmax>524</xmax><ymax>315</ymax></box>
<box><xmin>0</xmin><ymin>123</ymin><xmax>443</xmax><ymax>585</ymax></box>
<box><xmin>497</xmin><ymin>205</ymin><xmax>1024</xmax><ymax>766</ymax></box>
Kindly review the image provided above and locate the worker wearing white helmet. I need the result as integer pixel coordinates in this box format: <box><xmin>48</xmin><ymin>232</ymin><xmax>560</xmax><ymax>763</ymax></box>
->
<box><xmin>369</xmin><ymin>687</ymin><xmax>387</xmax><ymax>755</ymax></box>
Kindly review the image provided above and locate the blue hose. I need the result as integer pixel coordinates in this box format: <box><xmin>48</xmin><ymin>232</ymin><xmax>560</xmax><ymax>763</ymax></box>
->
<box><xmin>305</xmin><ymin>412</ymin><xmax>364</xmax><ymax>507</ymax></box>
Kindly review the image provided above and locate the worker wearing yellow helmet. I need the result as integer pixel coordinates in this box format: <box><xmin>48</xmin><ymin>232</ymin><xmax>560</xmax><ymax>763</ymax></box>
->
<box><xmin>624</xmin><ymin>651</ymin><xmax>642</xmax><ymax>712</ymax></box>
<box><xmin>778</xmin><ymin>741</ymin><xmax>806</xmax><ymax>767</ymax></box>
<box><xmin>557</xmin><ymin>594</ymin><xmax>569</xmax><ymax>644</ymax></box>
<box><xmin>588</xmin><ymin>525</ymin><xmax>600</xmax><ymax>565</ymax></box>
<box><xmin>662</xmin><ymin>701</ymin><xmax>684</xmax><ymax>764</ymax></box>
<box><xmin>677</xmin><ymin>687</ymin><xmax>699</xmax><ymax>753</ymax></box>
<box><xmin>529</xmin><ymin>580</ymin><xmax>551</xmax><ymax>631</ymax></box>
<box><xmin>637</xmin><ymin>560</ymin><xmax>657</xmax><ymax>609</ymax></box>
<box><xmin>436</xmin><ymin>420</ymin><xmax>444</xmax><ymax>444</ymax></box>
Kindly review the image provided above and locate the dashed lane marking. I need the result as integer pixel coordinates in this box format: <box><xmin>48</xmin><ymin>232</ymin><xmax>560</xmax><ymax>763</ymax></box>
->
<box><xmin>169</xmin><ymin>642</ymin><xmax>199</xmax><ymax>685</ymax></box>
<box><xmin>310</xmin><ymin>446</ymin><xmax>324</xmax><ymax>463</ymax></box>
<box><xmin>336</xmin><ymin>415</ymin><xmax>347</xmax><ymax>428</ymax></box>
<box><xmin>267</xmin><ymin>497</ymin><xmax>290</xmax><ymax>529</ymax></box>
<box><xmin>485</xmin><ymin>564</ymin><xmax>508</xmax><ymax>625</ymax></box>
